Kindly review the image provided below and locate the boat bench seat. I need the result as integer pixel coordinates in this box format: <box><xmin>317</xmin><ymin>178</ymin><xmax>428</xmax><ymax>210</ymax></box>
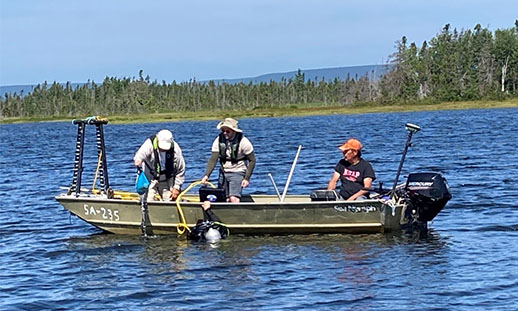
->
<box><xmin>240</xmin><ymin>195</ymin><xmax>255</xmax><ymax>202</ymax></box>
<box><xmin>310</xmin><ymin>190</ymin><xmax>339</xmax><ymax>201</ymax></box>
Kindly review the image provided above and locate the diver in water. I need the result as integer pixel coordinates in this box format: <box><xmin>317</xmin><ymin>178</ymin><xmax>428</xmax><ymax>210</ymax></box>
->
<box><xmin>188</xmin><ymin>201</ymin><xmax>228</xmax><ymax>242</ymax></box>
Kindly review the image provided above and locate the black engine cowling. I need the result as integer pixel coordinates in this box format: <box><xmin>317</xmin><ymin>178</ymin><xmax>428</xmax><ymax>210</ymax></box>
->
<box><xmin>404</xmin><ymin>172</ymin><xmax>451</xmax><ymax>222</ymax></box>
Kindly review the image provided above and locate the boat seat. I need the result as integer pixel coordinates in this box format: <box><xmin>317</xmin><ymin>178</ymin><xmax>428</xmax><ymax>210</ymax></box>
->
<box><xmin>310</xmin><ymin>190</ymin><xmax>339</xmax><ymax>201</ymax></box>
<box><xmin>240</xmin><ymin>195</ymin><xmax>255</xmax><ymax>202</ymax></box>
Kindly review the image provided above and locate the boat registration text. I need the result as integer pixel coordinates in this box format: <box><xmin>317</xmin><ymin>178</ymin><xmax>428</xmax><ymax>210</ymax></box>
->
<box><xmin>83</xmin><ymin>204</ymin><xmax>120</xmax><ymax>221</ymax></box>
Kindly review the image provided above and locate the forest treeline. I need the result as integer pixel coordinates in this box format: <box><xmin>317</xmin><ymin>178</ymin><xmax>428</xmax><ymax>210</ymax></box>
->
<box><xmin>1</xmin><ymin>22</ymin><xmax>517</xmax><ymax>119</ymax></box>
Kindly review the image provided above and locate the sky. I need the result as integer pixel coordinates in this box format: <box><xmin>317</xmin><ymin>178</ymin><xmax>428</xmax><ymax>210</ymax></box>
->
<box><xmin>0</xmin><ymin>0</ymin><xmax>517</xmax><ymax>86</ymax></box>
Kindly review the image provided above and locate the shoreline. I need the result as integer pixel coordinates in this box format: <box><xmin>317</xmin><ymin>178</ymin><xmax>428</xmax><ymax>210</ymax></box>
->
<box><xmin>1</xmin><ymin>99</ymin><xmax>517</xmax><ymax>124</ymax></box>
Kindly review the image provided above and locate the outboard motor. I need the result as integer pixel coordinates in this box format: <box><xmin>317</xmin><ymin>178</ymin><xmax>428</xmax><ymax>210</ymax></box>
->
<box><xmin>404</xmin><ymin>172</ymin><xmax>451</xmax><ymax>222</ymax></box>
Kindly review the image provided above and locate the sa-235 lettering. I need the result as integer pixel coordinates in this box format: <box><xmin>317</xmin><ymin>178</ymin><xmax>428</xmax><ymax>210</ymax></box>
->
<box><xmin>83</xmin><ymin>204</ymin><xmax>120</xmax><ymax>221</ymax></box>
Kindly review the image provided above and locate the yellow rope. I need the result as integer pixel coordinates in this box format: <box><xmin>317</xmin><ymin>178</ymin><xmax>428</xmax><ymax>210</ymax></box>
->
<box><xmin>175</xmin><ymin>180</ymin><xmax>216</xmax><ymax>235</ymax></box>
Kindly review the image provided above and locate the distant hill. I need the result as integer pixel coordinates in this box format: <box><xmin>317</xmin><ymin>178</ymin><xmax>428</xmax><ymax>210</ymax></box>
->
<box><xmin>0</xmin><ymin>64</ymin><xmax>391</xmax><ymax>97</ymax></box>
<box><xmin>0</xmin><ymin>83</ymin><xmax>84</xmax><ymax>98</ymax></box>
<box><xmin>213</xmin><ymin>64</ymin><xmax>391</xmax><ymax>84</ymax></box>
<box><xmin>0</xmin><ymin>84</ymin><xmax>36</xmax><ymax>97</ymax></box>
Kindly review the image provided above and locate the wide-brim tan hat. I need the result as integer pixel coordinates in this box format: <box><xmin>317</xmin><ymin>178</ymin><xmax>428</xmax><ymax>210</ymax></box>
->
<box><xmin>216</xmin><ymin>117</ymin><xmax>242</xmax><ymax>133</ymax></box>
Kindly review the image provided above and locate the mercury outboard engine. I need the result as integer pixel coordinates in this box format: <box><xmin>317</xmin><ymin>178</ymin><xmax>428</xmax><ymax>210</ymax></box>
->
<box><xmin>403</xmin><ymin>172</ymin><xmax>451</xmax><ymax>223</ymax></box>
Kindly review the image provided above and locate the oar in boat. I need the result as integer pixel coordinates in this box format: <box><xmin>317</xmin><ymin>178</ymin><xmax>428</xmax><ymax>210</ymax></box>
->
<box><xmin>281</xmin><ymin>145</ymin><xmax>302</xmax><ymax>202</ymax></box>
<box><xmin>268</xmin><ymin>173</ymin><xmax>281</xmax><ymax>200</ymax></box>
<box><xmin>389</xmin><ymin>123</ymin><xmax>420</xmax><ymax>199</ymax></box>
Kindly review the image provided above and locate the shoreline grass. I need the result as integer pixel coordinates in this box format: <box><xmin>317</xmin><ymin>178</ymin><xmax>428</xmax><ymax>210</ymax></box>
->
<box><xmin>1</xmin><ymin>98</ymin><xmax>517</xmax><ymax>124</ymax></box>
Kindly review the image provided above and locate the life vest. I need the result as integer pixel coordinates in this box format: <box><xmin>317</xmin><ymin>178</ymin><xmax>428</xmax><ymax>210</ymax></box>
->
<box><xmin>150</xmin><ymin>134</ymin><xmax>175</xmax><ymax>179</ymax></box>
<box><xmin>218</xmin><ymin>132</ymin><xmax>244</xmax><ymax>164</ymax></box>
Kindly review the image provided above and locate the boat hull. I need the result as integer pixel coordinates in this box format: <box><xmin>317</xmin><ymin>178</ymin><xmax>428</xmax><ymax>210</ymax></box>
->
<box><xmin>56</xmin><ymin>193</ymin><xmax>406</xmax><ymax>235</ymax></box>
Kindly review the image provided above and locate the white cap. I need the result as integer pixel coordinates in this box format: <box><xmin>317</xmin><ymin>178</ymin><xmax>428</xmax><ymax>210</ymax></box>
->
<box><xmin>157</xmin><ymin>130</ymin><xmax>173</xmax><ymax>150</ymax></box>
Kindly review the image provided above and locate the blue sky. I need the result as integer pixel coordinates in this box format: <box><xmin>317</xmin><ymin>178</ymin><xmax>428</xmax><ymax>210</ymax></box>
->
<box><xmin>0</xmin><ymin>0</ymin><xmax>516</xmax><ymax>86</ymax></box>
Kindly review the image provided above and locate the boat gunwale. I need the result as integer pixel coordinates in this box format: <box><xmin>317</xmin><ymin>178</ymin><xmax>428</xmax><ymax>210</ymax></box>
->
<box><xmin>55</xmin><ymin>193</ymin><xmax>388</xmax><ymax>207</ymax></box>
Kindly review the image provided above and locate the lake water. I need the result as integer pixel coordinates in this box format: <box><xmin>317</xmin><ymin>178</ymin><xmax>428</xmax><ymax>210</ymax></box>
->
<box><xmin>1</xmin><ymin>108</ymin><xmax>517</xmax><ymax>310</ymax></box>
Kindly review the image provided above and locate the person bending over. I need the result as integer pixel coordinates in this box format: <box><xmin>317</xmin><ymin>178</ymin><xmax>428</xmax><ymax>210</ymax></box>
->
<box><xmin>134</xmin><ymin>129</ymin><xmax>185</xmax><ymax>201</ymax></box>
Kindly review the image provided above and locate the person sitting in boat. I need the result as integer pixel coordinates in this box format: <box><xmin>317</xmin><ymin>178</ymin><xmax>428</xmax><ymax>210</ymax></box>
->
<box><xmin>201</xmin><ymin>118</ymin><xmax>256</xmax><ymax>203</ymax></box>
<box><xmin>327</xmin><ymin>138</ymin><xmax>376</xmax><ymax>201</ymax></box>
<box><xmin>133</xmin><ymin>129</ymin><xmax>185</xmax><ymax>201</ymax></box>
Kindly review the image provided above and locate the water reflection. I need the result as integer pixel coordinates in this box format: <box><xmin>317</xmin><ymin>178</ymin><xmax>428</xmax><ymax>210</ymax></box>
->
<box><xmin>64</xmin><ymin>228</ymin><xmax>450</xmax><ymax>303</ymax></box>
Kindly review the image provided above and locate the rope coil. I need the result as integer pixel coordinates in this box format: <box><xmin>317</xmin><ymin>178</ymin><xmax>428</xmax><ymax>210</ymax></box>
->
<box><xmin>175</xmin><ymin>180</ymin><xmax>216</xmax><ymax>235</ymax></box>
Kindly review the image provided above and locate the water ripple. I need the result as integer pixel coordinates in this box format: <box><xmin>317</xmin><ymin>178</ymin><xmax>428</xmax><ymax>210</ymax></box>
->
<box><xmin>2</xmin><ymin>108</ymin><xmax>518</xmax><ymax>310</ymax></box>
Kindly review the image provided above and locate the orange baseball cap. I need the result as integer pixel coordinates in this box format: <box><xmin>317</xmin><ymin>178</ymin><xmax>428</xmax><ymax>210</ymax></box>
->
<box><xmin>338</xmin><ymin>138</ymin><xmax>362</xmax><ymax>152</ymax></box>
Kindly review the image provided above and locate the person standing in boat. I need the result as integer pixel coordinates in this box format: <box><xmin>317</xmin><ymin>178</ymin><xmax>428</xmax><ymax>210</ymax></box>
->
<box><xmin>201</xmin><ymin>118</ymin><xmax>256</xmax><ymax>203</ymax></box>
<box><xmin>134</xmin><ymin>129</ymin><xmax>185</xmax><ymax>201</ymax></box>
<box><xmin>327</xmin><ymin>138</ymin><xmax>375</xmax><ymax>201</ymax></box>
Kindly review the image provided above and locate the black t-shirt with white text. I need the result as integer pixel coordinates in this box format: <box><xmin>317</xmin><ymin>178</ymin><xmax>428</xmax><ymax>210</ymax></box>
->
<box><xmin>334</xmin><ymin>158</ymin><xmax>376</xmax><ymax>199</ymax></box>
